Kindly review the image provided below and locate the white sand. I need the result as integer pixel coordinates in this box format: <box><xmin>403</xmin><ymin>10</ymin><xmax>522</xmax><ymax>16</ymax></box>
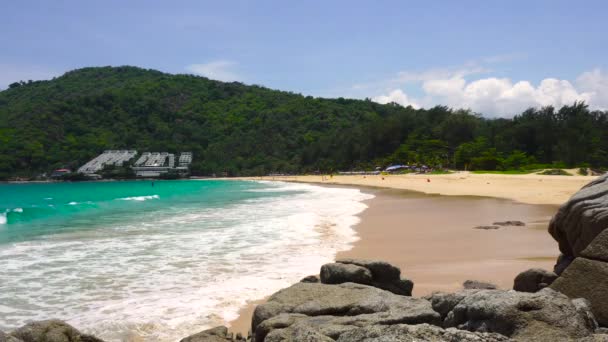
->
<box><xmin>255</xmin><ymin>172</ymin><xmax>597</xmax><ymax>205</ymax></box>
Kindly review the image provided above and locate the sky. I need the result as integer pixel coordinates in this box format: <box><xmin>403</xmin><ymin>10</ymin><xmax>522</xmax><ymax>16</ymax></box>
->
<box><xmin>1</xmin><ymin>0</ymin><xmax>607</xmax><ymax>117</ymax></box>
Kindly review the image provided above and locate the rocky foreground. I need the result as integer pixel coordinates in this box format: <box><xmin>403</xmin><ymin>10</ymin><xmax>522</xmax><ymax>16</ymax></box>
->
<box><xmin>2</xmin><ymin>174</ymin><xmax>608</xmax><ymax>342</ymax></box>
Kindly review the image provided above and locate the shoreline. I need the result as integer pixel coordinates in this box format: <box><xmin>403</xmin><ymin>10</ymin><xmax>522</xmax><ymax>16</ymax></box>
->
<box><xmin>227</xmin><ymin>175</ymin><xmax>572</xmax><ymax>335</ymax></box>
<box><xmin>238</xmin><ymin>172</ymin><xmax>596</xmax><ymax>205</ymax></box>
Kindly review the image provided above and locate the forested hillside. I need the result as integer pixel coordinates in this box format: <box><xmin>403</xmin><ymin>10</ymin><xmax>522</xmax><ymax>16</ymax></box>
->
<box><xmin>0</xmin><ymin>66</ymin><xmax>607</xmax><ymax>179</ymax></box>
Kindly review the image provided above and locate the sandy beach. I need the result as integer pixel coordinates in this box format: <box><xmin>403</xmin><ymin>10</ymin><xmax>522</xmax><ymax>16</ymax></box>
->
<box><xmin>337</xmin><ymin>188</ymin><xmax>558</xmax><ymax>295</ymax></box>
<box><xmin>227</xmin><ymin>172</ymin><xmax>598</xmax><ymax>335</ymax></box>
<box><xmin>258</xmin><ymin>172</ymin><xmax>596</xmax><ymax>205</ymax></box>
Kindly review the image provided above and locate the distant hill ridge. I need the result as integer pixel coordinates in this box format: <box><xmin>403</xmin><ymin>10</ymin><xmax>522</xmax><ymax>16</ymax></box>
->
<box><xmin>0</xmin><ymin>66</ymin><xmax>607</xmax><ymax>179</ymax></box>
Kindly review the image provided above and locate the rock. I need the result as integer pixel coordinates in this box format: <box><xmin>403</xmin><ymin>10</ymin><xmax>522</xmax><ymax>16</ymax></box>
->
<box><xmin>9</xmin><ymin>320</ymin><xmax>103</xmax><ymax>342</ymax></box>
<box><xmin>551</xmin><ymin>257</ymin><xmax>608</xmax><ymax>326</ymax></box>
<box><xmin>463</xmin><ymin>280</ymin><xmax>497</xmax><ymax>290</ymax></box>
<box><xmin>180</xmin><ymin>326</ymin><xmax>231</xmax><ymax>342</ymax></box>
<box><xmin>580</xmin><ymin>335</ymin><xmax>608</xmax><ymax>342</ymax></box>
<box><xmin>335</xmin><ymin>259</ymin><xmax>400</xmax><ymax>282</ymax></box>
<box><xmin>493</xmin><ymin>221</ymin><xmax>526</xmax><ymax>227</ymax></box>
<box><xmin>0</xmin><ymin>331</ymin><xmax>23</xmax><ymax>342</ymax></box>
<box><xmin>474</xmin><ymin>225</ymin><xmax>500</xmax><ymax>230</ymax></box>
<box><xmin>582</xmin><ymin>228</ymin><xmax>608</xmax><ymax>262</ymax></box>
<box><xmin>333</xmin><ymin>259</ymin><xmax>413</xmax><ymax>296</ymax></box>
<box><xmin>548</xmin><ymin>173</ymin><xmax>608</xmax><ymax>257</ymax></box>
<box><xmin>554</xmin><ymin>253</ymin><xmax>575</xmax><ymax>275</ymax></box>
<box><xmin>252</xmin><ymin>282</ymin><xmax>440</xmax><ymax>341</ymax></box>
<box><xmin>335</xmin><ymin>323</ymin><xmax>510</xmax><ymax>342</ymax></box>
<box><xmin>427</xmin><ymin>288</ymin><xmax>597</xmax><ymax>340</ymax></box>
<box><xmin>299</xmin><ymin>275</ymin><xmax>319</xmax><ymax>283</ymax></box>
<box><xmin>259</xmin><ymin>316</ymin><xmax>335</xmax><ymax>342</ymax></box>
<box><xmin>319</xmin><ymin>263</ymin><xmax>372</xmax><ymax>285</ymax></box>
<box><xmin>513</xmin><ymin>268</ymin><xmax>558</xmax><ymax>293</ymax></box>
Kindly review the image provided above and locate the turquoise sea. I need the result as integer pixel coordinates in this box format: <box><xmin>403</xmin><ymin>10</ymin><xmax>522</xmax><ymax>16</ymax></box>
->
<box><xmin>0</xmin><ymin>180</ymin><xmax>372</xmax><ymax>341</ymax></box>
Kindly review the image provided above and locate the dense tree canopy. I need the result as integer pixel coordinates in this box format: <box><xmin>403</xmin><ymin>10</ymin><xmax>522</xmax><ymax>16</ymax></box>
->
<box><xmin>0</xmin><ymin>66</ymin><xmax>607</xmax><ymax>179</ymax></box>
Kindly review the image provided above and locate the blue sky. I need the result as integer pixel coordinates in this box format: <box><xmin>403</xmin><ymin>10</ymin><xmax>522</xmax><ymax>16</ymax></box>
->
<box><xmin>2</xmin><ymin>0</ymin><xmax>607</xmax><ymax>116</ymax></box>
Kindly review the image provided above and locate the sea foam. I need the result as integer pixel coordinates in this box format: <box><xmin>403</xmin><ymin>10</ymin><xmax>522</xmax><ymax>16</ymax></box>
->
<box><xmin>117</xmin><ymin>195</ymin><xmax>160</xmax><ymax>201</ymax></box>
<box><xmin>0</xmin><ymin>181</ymin><xmax>373</xmax><ymax>341</ymax></box>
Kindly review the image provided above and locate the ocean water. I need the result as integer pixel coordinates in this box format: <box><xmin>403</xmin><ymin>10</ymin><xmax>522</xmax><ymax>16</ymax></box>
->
<box><xmin>0</xmin><ymin>180</ymin><xmax>373</xmax><ymax>341</ymax></box>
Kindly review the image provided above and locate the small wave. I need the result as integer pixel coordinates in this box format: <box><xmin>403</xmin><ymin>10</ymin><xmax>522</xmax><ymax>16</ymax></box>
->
<box><xmin>0</xmin><ymin>212</ymin><xmax>6</xmax><ymax>225</ymax></box>
<box><xmin>118</xmin><ymin>195</ymin><xmax>160</xmax><ymax>201</ymax></box>
<box><xmin>12</xmin><ymin>208</ymin><xmax>23</xmax><ymax>213</ymax></box>
<box><xmin>68</xmin><ymin>202</ymin><xmax>78</xmax><ymax>205</ymax></box>
<box><xmin>44</xmin><ymin>197</ymin><xmax>53</xmax><ymax>200</ymax></box>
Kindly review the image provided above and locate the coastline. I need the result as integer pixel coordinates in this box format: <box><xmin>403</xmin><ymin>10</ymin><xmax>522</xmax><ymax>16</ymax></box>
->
<box><xmin>227</xmin><ymin>174</ymin><xmax>580</xmax><ymax>335</ymax></box>
<box><xmin>240</xmin><ymin>172</ymin><xmax>596</xmax><ymax>205</ymax></box>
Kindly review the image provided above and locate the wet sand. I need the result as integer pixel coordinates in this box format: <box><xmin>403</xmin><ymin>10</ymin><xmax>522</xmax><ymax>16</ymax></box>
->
<box><xmin>227</xmin><ymin>186</ymin><xmax>560</xmax><ymax>334</ymax></box>
<box><xmin>336</xmin><ymin>188</ymin><xmax>558</xmax><ymax>295</ymax></box>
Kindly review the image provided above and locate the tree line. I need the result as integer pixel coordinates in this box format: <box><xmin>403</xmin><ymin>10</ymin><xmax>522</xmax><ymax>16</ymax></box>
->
<box><xmin>0</xmin><ymin>66</ymin><xmax>606</xmax><ymax>180</ymax></box>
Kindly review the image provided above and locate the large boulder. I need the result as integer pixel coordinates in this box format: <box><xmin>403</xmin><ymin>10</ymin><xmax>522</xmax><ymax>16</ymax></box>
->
<box><xmin>331</xmin><ymin>259</ymin><xmax>414</xmax><ymax>296</ymax></box>
<box><xmin>319</xmin><ymin>263</ymin><xmax>372</xmax><ymax>285</ymax></box>
<box><xmin>335</xmin><ymin>259</ymin><xmax>400</xmax><ymax>281</ymax></box>
<box><xmin>335</xmin><ymin>323</ymin><xmax>509</xmax><ymax>342</ymax></box>
<box><xmin>427</xmin><ymin>288</ymin><xmax>598</xmax><ymax>340</ymax></box>
<box><xmin>180</xmin><ymin>326</ymin><xmax>232</xmax><ymax>342</ymax></box>
<box><xmin>551</xmin><ymin>257</ymin><xmax>608</xmax><ymax>326</ymax></box>
<box><xmin>264</xmin><ymin>321</ymin><xmax>510</xmax><ymax>342</ymax></box>
<box><xmin>252</xmin><ymin>282</ymin><xmax>440</xmax><ymax>341</ymax></box>
<box><xmin>9</xmin><ymin>320</ymin><xmax>103</xmax><ymax>342</ymax></box>
<box><xmin>0</xmin><ymin>331</ymin><xmax>23</xmax><ymax>342</ymax></box>
<box><xmin>513</xmin><ymin>268</ymin><xmax>558</xmax><ymax>293</ymax></box>
<box><xmin>548</xmin><ymin>173</ymin><xmax>608</xmax><ymax>258</ymax></box>
<box><xmin>582</xmin><ymin>228</ymin><xmax>608</xmax><ymax>262</ymax></box>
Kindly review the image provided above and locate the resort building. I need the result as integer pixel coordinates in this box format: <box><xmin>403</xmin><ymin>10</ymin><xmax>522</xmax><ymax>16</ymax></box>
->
<box><xmin>78</xmin><ymin>150</ymin><xmax>193</xmax><ymax>178</ymax></box>
<box><xmin>78</xmin><ymin>150</ymin><xmax>138</xmax><ymax>174</ymax></box>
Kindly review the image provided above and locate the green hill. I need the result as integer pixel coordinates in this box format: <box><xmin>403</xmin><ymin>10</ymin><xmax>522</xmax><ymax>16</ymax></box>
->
<box><xmin>0</xmin><ymin>66</ymin><xmax>607</xmax><ymax>179</ymax></box>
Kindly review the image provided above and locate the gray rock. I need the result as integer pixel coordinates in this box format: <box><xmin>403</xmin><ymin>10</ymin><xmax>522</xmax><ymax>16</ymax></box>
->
<box><xmin>335</xmin><ymin>323</ymin><xmax>510</xmax><ymax>342</ymax></box>
<box><xmin>319</xmin><ymin>263</ymin><xmax>372</xmax><ymax>285</ymax></box>
<box><xmin>334</xmin><ymin>259</ymin><xmax>413</xmax><ymax>296</ymax></box>
<box><xmin>427</xmin><ymin>288</ymin><xmax>597</xmax><ymax>340</ymax></box>
<box><xmin>299</xmin><ymin>275</ymin><xmax>319</xmax><ymax>283</ymax></box>
<box><xmin>252</xmin><ymin>282</ymin><xmax>440</xmax><ymax>341</ymax></box>
<box><xmin>582</xmin><ymin>228</ymin><xmax>608</xmax><ymax>262</ymax></box>
<box><xmin>513</xmin><ymin>268</ymin><xmax>558</xmax><ymax>293</ymax></box>
<box><xmin>180</xmin><ymin>326</ymin><xmax>231</xmax><ymax>342</ymax></box>
<box><xmin>548</xmin><ymin>173</ymin><xmax>608</xmax><ymax>257</ymax></box>
<box><xmin>10</xmin><ymin>320</ymin><xmax>103</xmax><ymax>342</ymax></box>
<box><xmin>335</xmin><ymin>259</ymin><xmax>401</xmax><ymax>282</ymax></box>
<box><xmin>554</xmin><ymin>253</ymin><xmax>575</xmax><ymax>275</ymax></box>
<box><xmin>464</xmin><ymin>280</ymin><xmax>497</xmax><ymax>290</ymax></box>
<box><xmin>493</xmin><ymin>221</ymin><xmax>526</xmax><ymax>227</ymax></box>
<box><xmin>551</xmin><ymin>257</ymin><xmax>608</xmax><ymax>326</ymax></box>
<box><xmin>0</xmin><ymin>330</ymin><xmax>23</xmax><ymax>342</ymax></box>
<box><xmin>257</xmin><ymin>315</ymin><xmax>335</xmax><ymax>342</ymax></box>
<box><xmin>580</xmin><ymin>333</ymin><xmax>608</xmax><ymax>342</ymax></box>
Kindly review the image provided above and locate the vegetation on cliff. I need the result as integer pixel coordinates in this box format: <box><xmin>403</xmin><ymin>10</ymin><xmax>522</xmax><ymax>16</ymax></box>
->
<box><xmin>1</xmin><ymin>66</ymin><xmax>607</xmax><ymax>179</ymax></box>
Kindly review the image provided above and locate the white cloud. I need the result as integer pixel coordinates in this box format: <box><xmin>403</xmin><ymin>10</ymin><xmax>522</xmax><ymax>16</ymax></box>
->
<box><xmin>185</xmin><ymin>60</ymin><xmax>241</xmax><ymax>82</ymax></box>
<box><xmin>0</xmin><ymin>64</ymin><xmax>60</xmax><ymax>90</ymax></box>
<box><xmin>372</xmin><ymin>70</ymin><xmax>606</xmax><ymax>117</ymax></box>
<box><xmin>372</xmin><ymin>89</ymin><xmax>420</xmax><ymax>108</ymax></box>
<box><xmin>577</xmin><ymin>69</ymin><xmax>608</xmax><ymax>109</ymax></box>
